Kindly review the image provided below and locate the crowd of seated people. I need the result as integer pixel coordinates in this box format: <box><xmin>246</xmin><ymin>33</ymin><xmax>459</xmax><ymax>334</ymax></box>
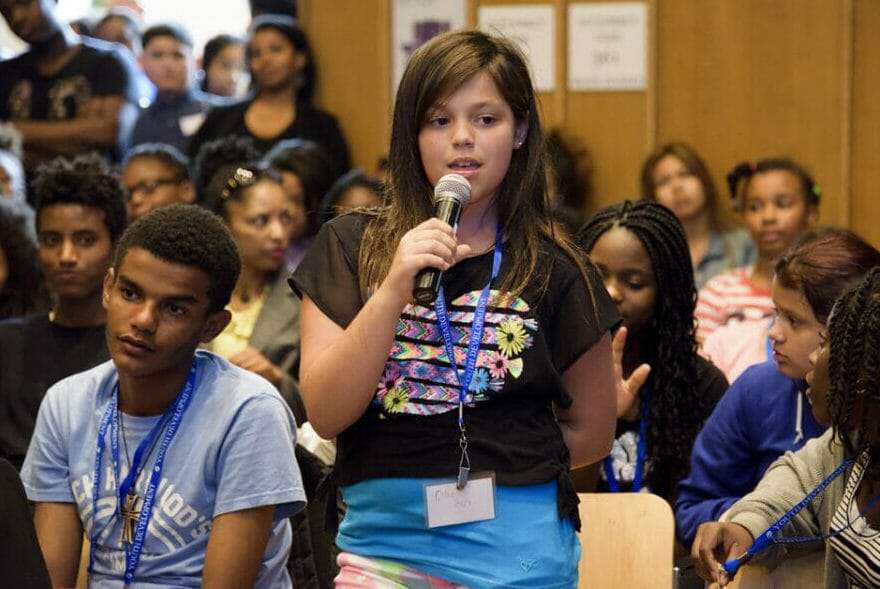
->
<box><xmin>1</xmin><ymin>3</ymin><xmax>879</xmax><ymax>588</ymax></box>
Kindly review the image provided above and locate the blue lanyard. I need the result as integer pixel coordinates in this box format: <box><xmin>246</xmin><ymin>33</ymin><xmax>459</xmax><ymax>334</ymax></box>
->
<box><xmin>90</xmin><ymin>362</ymin><xmax>197</xmax><ymax>586</ymax></box>
<box><xmin>603</xmin><ymin>388</ymin><xmax>650</xmax><ymax>492</ymax></box>
<box><xmin>434</xmin><ymin>224</ymin><xmax>502</xmax><ymax>488</ymax></box>
<box><xmin>723</xmin><ymin>457</ymin><xmax>854</xmax><ymax>576</ymax></box>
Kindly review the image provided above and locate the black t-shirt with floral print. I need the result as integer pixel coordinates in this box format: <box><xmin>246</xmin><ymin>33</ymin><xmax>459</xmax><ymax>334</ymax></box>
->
<box><xmin>291</xmin><ymin>213</ymin><xmax>619</xmax><ymax>519</ymax></box>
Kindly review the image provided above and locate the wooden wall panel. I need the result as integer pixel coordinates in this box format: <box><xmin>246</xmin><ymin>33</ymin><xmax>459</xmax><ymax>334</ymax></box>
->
<box><xmin>850</xmin><ymin>0</ymin><xmax>880</xmax><ymax>246</ymax></box>
<box><xmin>555</xmin><ymin>0</ymin><xmax>654</xmax><ymax>209</ymax></box>
<box><xmin>655</xmin><ymin>0</ymin><xmax>851</xmax><ymax>227</ymax></box>
<box><xmin>301</xmin><ymin>1</ymin><xmax>872</xmax><ymax>241</ymax></box>
<box><xmin>299</xmin><ymin>0</ymin><xmax>392</xmax><ymax>176</ymax></box>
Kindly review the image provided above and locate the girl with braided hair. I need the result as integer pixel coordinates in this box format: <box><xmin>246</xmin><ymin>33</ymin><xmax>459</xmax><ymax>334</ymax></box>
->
<box><xmin>693</xmin><ymin>267</ymin><xmax>880</xmax><ymax>588</ymax></box>
<box><xmin>577</xmin><ymin>200</ymin><xmax>728</xmax><ymax>506</ymax></box>
<box><xmin>676</xmin><ymin>228</ymin><xmax>880</xmax><ymax>550</ymax></box>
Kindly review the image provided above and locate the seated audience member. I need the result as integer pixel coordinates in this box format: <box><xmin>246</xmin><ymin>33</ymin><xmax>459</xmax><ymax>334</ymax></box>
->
<box><xmin>676</xmin><ymin>228</ymin><xmax>880</xmax><ymax>548</ymax></box>
<box><xmin>0</xmin><ymin>153</ymin><xmax>127</xmax><ymax>470</ymax></box>
<box><xmin>205</xmin><ymin>142</ymin><xmax>331</xmax><ymax>584</ymax></box>
<box><xmin>264</xmin><ymin>138</ymin><xmax>338</xmax><ymax>270</ymax></box>
<box><xmin>318</xmin><ymin>168</ymin><xmax>384</xmax><ymax>226</ymax></box>
<box><xmin>188</xmin><ymin>15</ymin><xmax>350</xmax><ymax>173</ymax></box>
<box><xmin>92</xmin><ymin>6</ymin><xmax>153</xmax><ymax>108</ymax></box>
<box><xmin>121</xmin><ymin>143</ymin><xmax>195</xmax><ymax>221</ymax></box>
<box><xmin>0</xmin><ymin>204</ymin><xmax>50</xmax><ymax>320</ymax></box>
<box><xmin>546</xmin><ymin>128</ymin><xmax>594</xmax><ymax>234</ymax></box>
<box><xmin>93</xmin><ymin>7</ymin><xmax>142</xmax><ymax>56</ymax></box>
<box><xmin>577</xmin><ymin>201</ymin><xmax>727</xmax><ymax>510</ymax></box>
<box><xmin>641</xmin><ymin>142</ymin><xmax>755</xmax><ymax>290</ymax></box>
<box><xmin>21</xmin><ymin>204</ymin><xmax>304</xmax><ymax>588</ymax></box>
<box><xmin>693</xmin><ymin>268</ymin><xmax>880</xmax><ymax>589</ymax></box>
<box><xmin>695</xmin><ymin>158</ymin><xmax>818</xmax><ymax>341</ymax></box>
<box><xmin>701</xmin><ymin>228</ymin><xmax>880</xmax><ymax>383</ymax></box>
<box><xmin>131</xmin><ymin>23</ymin><xmax>224</xmax><ymax>152</ymax></box>
<box><xmin>0</xmin><ymin>0</ymin><xmax>139</xmax><ymax>170</ymax></box>
<box><xmin>199</xmin><ymin>34</ymin><xmax>248</xmax><ymax>100</ymax></box>
<box><xmin>202</xmin><ymin>163</ymin><xmax>305</xmax><ymax>423</ymax></box>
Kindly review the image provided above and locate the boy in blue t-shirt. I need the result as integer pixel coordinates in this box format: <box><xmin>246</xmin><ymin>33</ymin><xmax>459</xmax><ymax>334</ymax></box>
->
<box><xmin>22</xmin><ymin>204</ymin><xmax>304</xmax><ymax>588</ymax></box>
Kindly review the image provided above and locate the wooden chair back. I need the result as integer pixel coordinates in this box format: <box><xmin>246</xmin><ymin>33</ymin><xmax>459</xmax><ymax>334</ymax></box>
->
<box><xmin>577</xmin><ymin>492</ymin><xmax>675</xmax><ymax>588</ymax></box>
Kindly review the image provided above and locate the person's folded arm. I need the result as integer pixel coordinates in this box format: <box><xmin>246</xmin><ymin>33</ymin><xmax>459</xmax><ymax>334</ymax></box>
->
<box><xmin>14</xmin><ymin>96</ymin><xmax>136</xmax><ymax>153</ymax></box>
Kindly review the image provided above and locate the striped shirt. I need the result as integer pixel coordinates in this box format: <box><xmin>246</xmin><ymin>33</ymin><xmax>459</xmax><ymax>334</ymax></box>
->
<box><xmin>695</xmin><ymin>266</ymin><xmax>773</xmax><ymax>341</ymax></box>
<box><xmin>829</xmin><ymin>450</ymin><xmax>880</xmax><ymax>588</ymax></box>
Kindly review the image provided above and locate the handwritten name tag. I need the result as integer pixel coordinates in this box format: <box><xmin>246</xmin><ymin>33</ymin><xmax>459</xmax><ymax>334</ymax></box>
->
<box><xmin>424</xmin><ymin>471</ymin><xmax>496</xmax><ymax>528</ymax></box>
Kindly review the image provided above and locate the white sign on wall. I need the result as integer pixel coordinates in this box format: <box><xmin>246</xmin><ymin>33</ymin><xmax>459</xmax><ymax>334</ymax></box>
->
<box><xmin>393</xmin><ymin>0</ymin><xmax>467</xmax><ymax>94</ymax></box>
<box><xmin>568</xmin><ymin>2</ymin><xmax>647</xmax><ymax>91</ymax></box>
<box><xmin>478</xmin><ymin>5</ymin><xmax>556</xmax><ymax>92</ymax></box>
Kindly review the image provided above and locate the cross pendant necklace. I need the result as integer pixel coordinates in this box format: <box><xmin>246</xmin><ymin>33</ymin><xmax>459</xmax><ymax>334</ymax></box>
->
<box><xmin>121</xmin><ymin>492</ymin><xmax>141</xmax><ymax>544</ymax></box>
<box><xmin>119</xmin><ymin>411</ymin><xmax>142</xmax><ymax>546</ymax></box>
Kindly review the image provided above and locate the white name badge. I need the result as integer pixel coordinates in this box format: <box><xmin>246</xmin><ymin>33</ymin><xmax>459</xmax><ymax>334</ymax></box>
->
<box><xmin>424</xmin><ymin>471</ymin><xmax>496</xmax><ymax>528</ymax></box>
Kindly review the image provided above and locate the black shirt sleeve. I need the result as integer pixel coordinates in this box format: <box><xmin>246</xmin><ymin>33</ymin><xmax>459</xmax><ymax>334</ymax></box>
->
<box><xmin>289</xmin><ymin>213</ymin><xmax>367</xmax><ymax>328</ymax></box>
<box><xmin>545</xmin><ymin>250</ymin><xmax>621</xmax><ymax>374</ymax></box>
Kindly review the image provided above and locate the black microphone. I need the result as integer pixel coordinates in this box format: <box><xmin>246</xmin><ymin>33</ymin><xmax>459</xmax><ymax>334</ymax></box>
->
<box><xmin>412</xmin><ymin>173</ymin><xmax>471</xmax><ymax>305</ymax></box>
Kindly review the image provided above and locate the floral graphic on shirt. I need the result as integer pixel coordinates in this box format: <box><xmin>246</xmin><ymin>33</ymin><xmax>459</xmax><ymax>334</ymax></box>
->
<box><xmin>469</xmin><ymin>367</ymin><xmax>490</xmax><ymax>395</ymax></box>
<box><xmin>486</xmin><ymin>351</ymin><xmax>509</xmax><ymax>379</ymax></box>
<box><xmin>382</xmin><ymin>389</ymin><xmax>410</xmax><ymax>413</ymax></box>
<box><xmin>373</xmin><ymin>290</ymin><xmax>537</xmax><ymax>416</ymax></box>
<box><xmin>496</xmin><ymin>317</ymin><xmax>531</xmax><ymax>356</ymax></box>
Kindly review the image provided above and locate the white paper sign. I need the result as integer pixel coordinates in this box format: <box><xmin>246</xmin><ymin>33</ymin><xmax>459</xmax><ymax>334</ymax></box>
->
<box><xmin>478</xmin><ymin>5</ymin><xmax>556</xmax><ymax>92</ymax></box>
<box><xmin>424</xmin><ymin>472</ymin><xmax>496</xmax><ymax>528</ymax></box>
<box><xmin>568</xmin><ymin>2</ymin><xmax>647</xmax><ymax>91</ymax></box>
<box><xmin>393</xmin><ymin>0</ymin><xmax>467</xmax><ymax>94</ymax></box>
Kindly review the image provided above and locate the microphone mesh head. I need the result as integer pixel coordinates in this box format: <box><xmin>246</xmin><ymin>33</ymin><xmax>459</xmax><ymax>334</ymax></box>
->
<box><xmin>434</xmin><ymin>174</ymin><xmax>471</xmax><ymax>206</ymax></box>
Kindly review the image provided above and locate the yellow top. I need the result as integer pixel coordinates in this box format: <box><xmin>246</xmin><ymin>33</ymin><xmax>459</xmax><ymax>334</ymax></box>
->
<box><xmin>210</xmin><ymin>287</ymin><xmax>269</xmax><ymax>359</ymax></box>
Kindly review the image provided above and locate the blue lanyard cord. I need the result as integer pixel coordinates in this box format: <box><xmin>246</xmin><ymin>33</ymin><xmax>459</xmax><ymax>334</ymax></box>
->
<box><xmin>775</xmin><ymin>489</ymin><xmax>880</xmax><ymax>545</ymax></box>
<box><xmin>116</xmin><ymin>407</ymin><xmax>171</xmax><ymax>506</ymax></box>
<box><xmin>723</xmin><ymin>457</ymin><xmax>855</xmax><ymax>577</ymax></box>
<box><xmin>89</xmin><ymin>363</ymin><xmax>197</xmax><ymax>585</ymax></box>
<box><xmin>603</xmin><ymin>389</ymin><xmax>650</xmax><ymax>493</ymax></box>
<box><xmin>434</xmin><ymin>224</ymin><xmax>502</xmax><ymax>487</ymax></box>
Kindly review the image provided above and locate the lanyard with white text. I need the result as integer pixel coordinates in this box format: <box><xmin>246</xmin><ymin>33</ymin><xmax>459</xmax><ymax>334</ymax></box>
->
<box><xmin>434</xmin><ymin>224</ymin><xmax>502</xmax><ymax>489</ymax></box>
<box><xmin>722</xmin><ymin>456</ymin><xmax>854</xmax><ymax>577</ymax></box>
<box><xmin>90</xmin><ymin>362</ymin><xmax>197</xmax><ymax>586</ymax></box>
<box><xmin>603</xmin><ymin>388</ymin><xmax>650</xmax><ymax>492</ymax></box>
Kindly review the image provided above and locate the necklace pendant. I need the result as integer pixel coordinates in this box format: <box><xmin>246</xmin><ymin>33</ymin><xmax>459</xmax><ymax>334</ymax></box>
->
<box><xmin>121</xmin><ymin>493</ymin><xmax>141</xmax><ymax>544</ymax></box>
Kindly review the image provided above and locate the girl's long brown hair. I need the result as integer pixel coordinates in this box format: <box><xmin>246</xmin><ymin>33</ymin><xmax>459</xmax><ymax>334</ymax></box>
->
<box><xmin>359</xmin><ymin>30</ymin><xmax>593</xmax><ymax>308</ymax></box>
